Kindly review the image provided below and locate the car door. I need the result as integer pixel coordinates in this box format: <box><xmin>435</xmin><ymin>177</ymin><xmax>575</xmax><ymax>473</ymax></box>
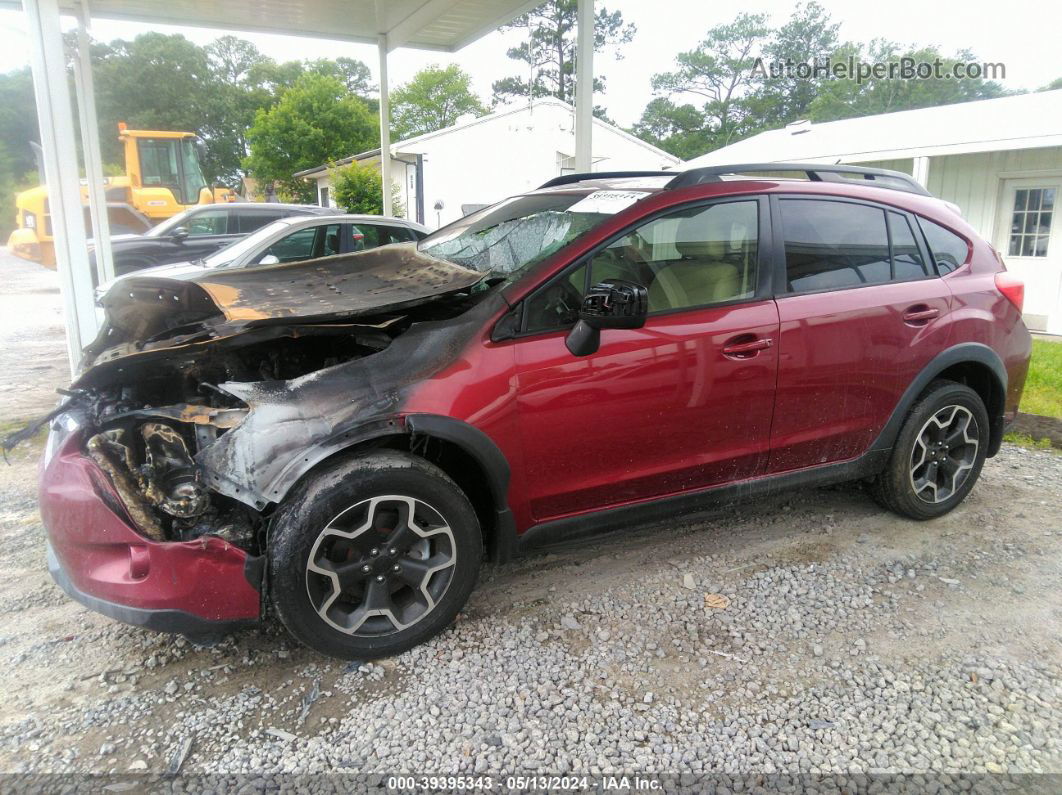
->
<box><xmin>512</xmin><ymin>196</ymin><xmax>780</xmax><ymax>522</ymax></box>
<box><xmin>767</xmin><ymin>196</ymin><xmax>952</xmax><ymax>473</ymax></box>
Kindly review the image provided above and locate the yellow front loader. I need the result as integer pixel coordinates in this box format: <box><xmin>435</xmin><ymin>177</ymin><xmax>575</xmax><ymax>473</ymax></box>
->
<box><xmin>8</xmin><ymin>125</ymin><xmax>235</xmax><ymax>267</ymax></box>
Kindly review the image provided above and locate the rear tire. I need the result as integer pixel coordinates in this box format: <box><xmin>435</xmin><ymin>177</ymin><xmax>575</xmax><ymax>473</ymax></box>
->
<box><xmin>872</xmin><ymin>380</ymin><xmax>989</xmax><ymax>520</ymax></box>
<box><xmin>268</xmin><ymin>451</ymin><xmax>481</xmax><ymax>659</ymax></box>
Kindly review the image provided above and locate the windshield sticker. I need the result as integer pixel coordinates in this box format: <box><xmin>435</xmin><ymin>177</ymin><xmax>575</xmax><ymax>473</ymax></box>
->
<box><xmin>567</xmin><ymin>190</ymin><xmax>648</xmax><ymax>215</ymax></box>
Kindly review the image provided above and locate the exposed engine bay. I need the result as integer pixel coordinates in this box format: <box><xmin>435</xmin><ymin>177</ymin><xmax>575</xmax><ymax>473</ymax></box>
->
<box><xmin>17</xmin><ymin>245</ymin><xmax>499</xmax><ymax>557</ymax></box>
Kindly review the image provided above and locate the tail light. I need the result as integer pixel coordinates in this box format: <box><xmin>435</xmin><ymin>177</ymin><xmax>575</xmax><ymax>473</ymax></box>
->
<box><xmin>994</xmin><ymin>272</ymin><xmax>1024</xmax><ymax>312</ymax></box>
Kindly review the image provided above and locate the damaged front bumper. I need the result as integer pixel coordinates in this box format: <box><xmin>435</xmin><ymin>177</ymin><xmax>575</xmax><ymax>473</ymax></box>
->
<box><xmin>40</xmin><ymin>426</ymin><xmax>263</xmax><ymax>639</ymax></box>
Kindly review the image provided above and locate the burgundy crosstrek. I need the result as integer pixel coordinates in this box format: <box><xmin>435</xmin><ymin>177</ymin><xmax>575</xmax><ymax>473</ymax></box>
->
<box><xmin>24</xmin><ymin>164</ymin><xmax>1030</xmax><ymax>659</ymax></box>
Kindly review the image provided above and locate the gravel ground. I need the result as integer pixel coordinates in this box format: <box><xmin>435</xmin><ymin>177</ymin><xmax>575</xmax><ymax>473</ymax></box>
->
<box><xmin>0</xmin><ymin>250</ymin><xmax>1059</xmax><ymax>782</ymax></box>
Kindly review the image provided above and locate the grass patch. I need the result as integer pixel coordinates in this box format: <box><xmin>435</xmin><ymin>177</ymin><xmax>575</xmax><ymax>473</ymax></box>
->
<box><xmin>1003</xmin><ymin>431</ymin><xmax>1057</xmax><ymax>452</ymax></box>
<box><xmin>1020</xmin><ymin>339</ymin><xmax>1062</xmax><ymax>418</ymax></box>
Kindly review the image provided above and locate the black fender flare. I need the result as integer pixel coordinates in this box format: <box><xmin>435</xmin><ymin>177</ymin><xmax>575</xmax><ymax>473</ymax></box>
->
<box><xmin>405</xmin><ymin>414</ymin><xmax>517</xmax><ymax>562</ymax></box>
<box><xmin>870</xmin><ymin>342</ymin><xmax>1007</xmax><ymax>456</ymax></box>
<box><xmin>262</xmin><ymin>413</ymin><xmax>518</xmax><ymax>562</ymax></box>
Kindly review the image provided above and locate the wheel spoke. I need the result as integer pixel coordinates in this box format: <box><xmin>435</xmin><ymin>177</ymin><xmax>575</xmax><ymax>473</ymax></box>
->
<box><xmin>908</xmin><ymin>404</ymin><xmax>980</xmax><ymax>505</ymax></box>
<box><xmin>362</xmin><ymin>577</ymin><xmax>394</xmax><ymax>612</ymax></box>
<box><xmin>304</xmin><ymin>494</ymin><xmax>459</xmax><ymax>638</ymax></box>
<box><xmin>394</xmin><ymin>557</ymin><xmax>433</xmax><ymax>589</ymax></box>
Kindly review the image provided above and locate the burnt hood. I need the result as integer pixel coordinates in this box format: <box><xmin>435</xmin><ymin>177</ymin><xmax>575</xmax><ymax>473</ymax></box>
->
<box><xmin>84</xmin><ymin>243</ymin><xmax>485</xmax><ymax>370</ymax></box>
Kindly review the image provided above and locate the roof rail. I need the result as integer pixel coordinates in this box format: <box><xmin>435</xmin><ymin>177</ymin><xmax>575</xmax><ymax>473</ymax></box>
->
<box><xmin>666</xmin><ymin>163</ymin><xmax>932</xmax><ymax>196</ymax></box>
<box><xmin>538</xmin><ymin>170</ymin><xmax>675</xmax><ymax>189</ymax></box>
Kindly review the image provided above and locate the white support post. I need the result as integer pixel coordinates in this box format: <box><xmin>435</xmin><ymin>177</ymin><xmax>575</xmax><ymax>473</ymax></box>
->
<box><xmin>912</xmin><ymin>156</ymin><xmax>931</xmax><ymax>188</ymax></box>
<box><xmin>74</xmin><ymin>1</ymin><xmax>114</xmax><ymax>285</ymax></box>
<box><xmin>378</xmin><ymin>34</ymin><xmax>393</xmax><ymax>218</ymax></box>
<box><xmin>574</xmin><ymin>0</ymin><xmax>594</xmax><ymax>172</ymax></box>
<box><xmin>24</xmin><ymin>0</ymin><xmax>97</xmax><ymax>374</ymax></box>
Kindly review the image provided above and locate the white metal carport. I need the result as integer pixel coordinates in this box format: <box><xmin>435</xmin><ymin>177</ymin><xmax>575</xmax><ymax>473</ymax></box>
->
<box><xmin>11</xmin><ymin>0</ymin><xmax>600</xmax><ymax>371</ymax></box>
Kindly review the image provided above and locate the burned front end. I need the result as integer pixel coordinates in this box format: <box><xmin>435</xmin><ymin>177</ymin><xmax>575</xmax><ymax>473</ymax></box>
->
<box><xmin>32</xmin><ymin>246</ymin><xmax>490</xmax><ymax>637</ymax></box>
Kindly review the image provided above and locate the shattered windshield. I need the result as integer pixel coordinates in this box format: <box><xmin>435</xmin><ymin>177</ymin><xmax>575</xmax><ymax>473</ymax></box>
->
<box><xmin>418</xmin><ymin>191</ymin><xmax>646</xmax><ymax>281</ymax></box>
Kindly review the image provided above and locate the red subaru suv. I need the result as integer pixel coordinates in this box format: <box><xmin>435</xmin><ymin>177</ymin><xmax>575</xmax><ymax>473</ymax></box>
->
<box><xmin>26</xmin><ymin>164</ymin><xmax>1030</xmax><ymax>659</ymax></box>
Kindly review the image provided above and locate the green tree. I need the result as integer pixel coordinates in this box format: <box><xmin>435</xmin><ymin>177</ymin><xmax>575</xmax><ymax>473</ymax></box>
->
<box><xmin>650</xmin><ymin>13</ymin><xmax>770</xmax><ymax>150</ymax></box>
<box><xmin>0</xmin><ymin>68</ymin><xmax>40</xmax><ymax>181</ymax></box>
<box><xmin>807</xmin><ymin>41</ymin><xmax>1009</xmax><ymax>122</ymax></box>
<box><xmin>750</xmin><ymin>2</ymin><xmax>840</xmax><ymax>126</ymax></box>
<box><xmin>492</xmin><ymin>0</ymin><xmax>635</xmax><ymax>106</ymax></box>
<box><xmin>331</xmin><ymin>161</ymin><xmax>402</xmax><ymax>216</ymax></box>
<box><xmin>244</xmin><ymin>73</ymin><xmax>378</xmax><ymax>203</ymax></box>
<box><xmin>201</xmin><ymin>36</ymin><xmax>276</xmax><ymax>186</ymax></box>
<box><xmin>390</xmin><ymin>65</ymin><xmax>486</xmax><ymax>139</ymax></box>
<box><xmin>90</xmin><ymin>33</ymin><xmax>216</xmax><ymax>170</ymax></box>
<box><xmin>630</xmin><ymin>98</ymin><xmax>712</xmax><ymax>160</ymax></box>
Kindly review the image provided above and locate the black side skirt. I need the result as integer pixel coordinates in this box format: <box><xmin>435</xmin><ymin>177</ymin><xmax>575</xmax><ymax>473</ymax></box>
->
<box><xmin>516</xmin><ymin>449</ymin><xmax>890</xmax><ymax>555</ymax></box>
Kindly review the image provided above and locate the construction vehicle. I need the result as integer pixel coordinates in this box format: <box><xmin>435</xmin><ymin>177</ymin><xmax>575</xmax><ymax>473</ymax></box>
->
<box><xmin>7</xmin><ymin>125</ymin><xmax>237</xmax><ymax>267</ymax></box>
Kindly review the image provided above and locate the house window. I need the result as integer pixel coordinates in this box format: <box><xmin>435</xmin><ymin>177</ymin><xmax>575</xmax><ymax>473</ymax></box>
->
<box><xmin>319</xmin><ymin>186</ymin><xmax>330</xmax><ymax>207</ymax></box>
<box><xmin>1008</xmin><ymin>188</ymin><xmax>1054</xmax><ymax>257</ymax></box>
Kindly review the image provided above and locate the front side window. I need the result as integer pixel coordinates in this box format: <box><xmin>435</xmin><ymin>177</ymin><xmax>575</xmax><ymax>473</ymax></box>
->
<box><xmin>262</xmin><ymin>227</ymin><xmax>318</xmax><ymax>263</ymax></box>
<box><xmin>591</xmin><ymin>200</ymin><xmax>759</xmax><ymax>313</ymax></box>
<box><xmin>418</xmin><ymin>192</ymin><xmax>641</xmax><ymax>280</ymax></box>
<box><xmin>781</xmin><ymin>200</ymin><xmax>891</xmax><ymax>293</ymax></box>
<box><xmin>917</xmin><ymin>217</ymin><xmax>970</xmax><ymax>274</ymax></box>
<box><xmin>185</xmin><ymin>210</ymin><xmax>228</xmax><ymax>236</ymax></box>
<box><xmin>1007</xmin><ymin>187</ymin><xmax>1054</xmax><ymax>258</ymax></box>
<box><xmin>523</xmin><ymin>200</ymin><xmax>759</xmax><ymax>333</ymax></box>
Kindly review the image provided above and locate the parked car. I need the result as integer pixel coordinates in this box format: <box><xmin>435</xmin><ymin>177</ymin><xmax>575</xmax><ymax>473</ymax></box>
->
<box><xmin>93</xmin><ymin>202</ymin><xmax>337</xmax><ymax>277</ymax></box>
<box><xmin>25</xmin><ymin>164</ymin><xmax>1030</xmax><ymax>660</ymax></box>
<box><xmin>95</xmin><ymin>213</ymin><xmax>430</xmax><ymax>297</ymax></box>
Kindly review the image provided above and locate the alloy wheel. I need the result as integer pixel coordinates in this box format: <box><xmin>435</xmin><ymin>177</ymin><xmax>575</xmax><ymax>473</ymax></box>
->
<box><xmin>305</xmin><ymin>495</ymin><xmax>457</xmax><ymax>636</ymax></box>
<box><xmin>909</xmin><ymin>405</ymin><xmax>979</xmax><ymax>504</ymax></box>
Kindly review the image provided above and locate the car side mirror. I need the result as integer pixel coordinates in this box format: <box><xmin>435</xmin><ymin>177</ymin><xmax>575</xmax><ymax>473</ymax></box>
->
<box><xmin>565</xmin><ymin>279</ymin><xmax>648</xmax><ymax>357</ymax></box>
<box><xmin>170</xmin><ymin>226</ymin><xmax>189</xmax><ymax>242</ymax></box>
<box><xmin>258</xmin><ymin>254</ymin><xmax>280</xmax><ymax>265</ymax></box>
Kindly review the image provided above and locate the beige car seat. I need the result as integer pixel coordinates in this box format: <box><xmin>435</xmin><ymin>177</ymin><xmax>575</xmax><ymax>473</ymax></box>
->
<box><xmin>648</xmin><ymin>216</ymin><xmax>742</xmax><ymax>311</ymax></box>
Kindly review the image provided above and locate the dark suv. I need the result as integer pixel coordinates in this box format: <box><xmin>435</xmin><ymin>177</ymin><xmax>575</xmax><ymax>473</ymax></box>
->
<box><xmin>30</xmin><ymin>164</ymin><xmax>1030</xmax><ymax>659</ymax></box>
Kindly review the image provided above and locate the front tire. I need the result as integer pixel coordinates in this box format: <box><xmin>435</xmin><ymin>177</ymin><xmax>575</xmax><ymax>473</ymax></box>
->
<box><xmin>268</xmin><ymin>451</ymin><xmax>481</xmax><ymax>659</ymax></box>
<box><xmin>872</xmin><ymin>380</ymin><xmax>989</xmax><ymax>520</ymax></box>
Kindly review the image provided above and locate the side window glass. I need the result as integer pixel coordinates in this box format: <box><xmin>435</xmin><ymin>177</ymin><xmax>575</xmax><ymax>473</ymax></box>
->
<box><xmin>590</xmin><ymin>200</ymin><xmax>759</xmax><ymax>313</ymax></box>
<box><xmin>888</xmin><ymin>212</ymin><xmax>930</xmax><ymax>280</ymax></box>
<box><xmin>321</xmin><ymin>224</ymin><xmax>341</xmax><ymax>256</ymax></box>
<box><xmin>237</xmin><ymin>212</ymin><xmax>282</xmax><ymax>234</ymax></box>
<box><xmin>185</xmin><ymin>211</ymin><xmax>228</xmax><ymax>236</ymax></box>
<box><xmin>355</xmin><ymin>225</ymin><xmax>381</xmax><ymax>250</ymax></box>
<box><xmin>382</xmin><ymin>225</ymin><xmax>416</xmax><ymax>244</ymax></box>
<box><xmin>781</xmin><ymin>200</ymin><xmax>890</xmax><ymax>293</ymax></box>
<box><xmin>263</xmin><ymin>227</ymin><xmax>317</xmax><ymax>263</ymax></box>
<box><xmin>917</xmin><ymin>217</ymin><xmax>969</xmax><ymax>274</ymax></box>
<box><xmin>524</xmin><ymin>263</ymin><xmax>588</xmax><ymax>333</ymax></box>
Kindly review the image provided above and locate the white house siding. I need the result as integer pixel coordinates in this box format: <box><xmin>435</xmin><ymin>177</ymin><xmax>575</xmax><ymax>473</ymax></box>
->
<box><xmin>310</xmin><ymin>101</ymin><xmax>679</xmax><ymax>228</ymax></box>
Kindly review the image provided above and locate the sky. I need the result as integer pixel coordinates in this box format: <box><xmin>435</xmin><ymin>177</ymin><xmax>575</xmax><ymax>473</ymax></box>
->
<box><xmin>0</xmin><ymin>0</ymin><xmax>1058</xmax><ymax>128</ymax></box>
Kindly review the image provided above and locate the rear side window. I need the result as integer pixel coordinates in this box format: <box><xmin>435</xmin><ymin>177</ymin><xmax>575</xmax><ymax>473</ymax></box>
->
<box><xmin>781</xmin><ymin>200</ymin><xmax>891</xmax><ymax>292</ymax></box>
<box><xmin>237</xmin><ymin>211</ymin><xmax>284</xmax><ymax>234</ymax></box>
<box><xmin>888</xmin><ymin>212</ymin><xmax>930</xmax><ymax>280</ymax></box>
<box><xmin>917</xmin><ymin>217</ymin><xmax>969</xmax><ymax>274</ymax></box>
<box><xmin>354</xmin><ymin>224</ymin><xmax>418</xmax><ymax>249</ymax></box>
<box><xmin>381</xmin><ymin>225</ymin><xmax>418</xmax><ymax>243</ymax></box>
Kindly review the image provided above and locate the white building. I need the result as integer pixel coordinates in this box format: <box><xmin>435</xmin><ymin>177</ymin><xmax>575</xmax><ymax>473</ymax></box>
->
<box><xmin>684</xmin><ymin>90</ymin><xmax>1062</xmax><ymax>334</ymax></box>
<box><xmin>296</xmin><ymin>98</ymin><xmax>681</xmax><ymax>229</ymax></box>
